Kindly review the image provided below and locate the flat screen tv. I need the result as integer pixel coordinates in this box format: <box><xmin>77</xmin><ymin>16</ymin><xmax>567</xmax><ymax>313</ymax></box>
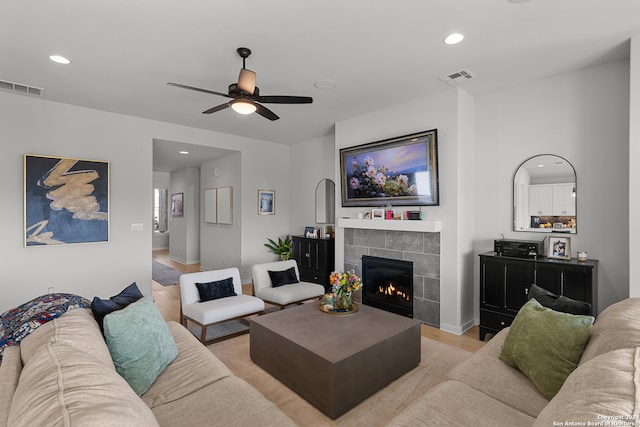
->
<box><xmin>339</xmin><ymin>129</ymin><xmax>439</xmax><ymax>207</ymax></box>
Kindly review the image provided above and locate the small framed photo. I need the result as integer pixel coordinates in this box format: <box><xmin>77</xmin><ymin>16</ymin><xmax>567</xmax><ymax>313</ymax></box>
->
<box><xmin>304</xmin><ymin>226</ymin><xmax>315</xmax><ymax>238</ymax></box>
<box><xmin>171</xmin><ymin>192</ymin><xmax>184</xmax><ymax>217</ymax></box>
<box><xmin>371</xmin><ymin>208</ymin><xmax>385</xmax><ymax>219</ymax></box>
<box><xmin>547</xmin><ymin>236</ymin><xmax>571</xmax><ymax>260</ymax></box>
<box><xmin>258</xmin><ymin>190</ymin><xmax>275</xmax><ymax>215</ymax></box>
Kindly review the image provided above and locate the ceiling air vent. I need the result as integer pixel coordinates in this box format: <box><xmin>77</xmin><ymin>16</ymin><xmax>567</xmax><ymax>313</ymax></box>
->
<box><xmin>439</xmin><ymin>68</ymin><xmax>476</xmax><ymax>86</ymax></box>
<box><xmin>0</xmin><ymin>79</ymin><xmax>44</xmax><ymax>96</ymax></box>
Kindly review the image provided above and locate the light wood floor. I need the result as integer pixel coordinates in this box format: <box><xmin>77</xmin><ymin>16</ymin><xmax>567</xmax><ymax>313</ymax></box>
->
<box><xmin>151</xmin><ymin>249</ymin><xmax>485</xmax><ymax>353</ymax></box>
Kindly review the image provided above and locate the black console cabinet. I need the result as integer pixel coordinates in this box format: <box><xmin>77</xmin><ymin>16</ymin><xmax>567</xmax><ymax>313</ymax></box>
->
<box><xmin>479</xmin><ymin>252</ymin><xmax>598</xmax><ymax>341</ymax></box>
<box><xmin>291</xmin><ymin>236</ymin><xmax>335</xmax><ymax>292</ymax></box>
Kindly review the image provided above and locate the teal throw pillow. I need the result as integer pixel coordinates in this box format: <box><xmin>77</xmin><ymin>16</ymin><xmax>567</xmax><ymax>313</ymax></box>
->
<box><xmin>103</xmin><ymin>296</ymin><xmax>178</xmax><ymax>395</ymax></box>
<box><xmin>499</xmin><ymin>298</ymin><xmax>594</xmax><ymax>400</ymax></box>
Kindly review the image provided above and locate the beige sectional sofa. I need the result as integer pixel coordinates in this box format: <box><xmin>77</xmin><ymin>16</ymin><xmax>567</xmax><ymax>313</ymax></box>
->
<box><xmin>389</xmin><ymin>297</ymin><xmax>640</xmax><ymax>426</ymax></box>
<box><xmin>0</xmin><ymin>308</ymin><xmax>295</xmax><ymax>427</ymax></box>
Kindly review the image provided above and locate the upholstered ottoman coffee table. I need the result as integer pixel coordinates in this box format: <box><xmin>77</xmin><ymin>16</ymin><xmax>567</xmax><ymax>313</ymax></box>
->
<box><xmin>250</xmin><ymin>302</ymin><xmax>421</xmax><ymax>419</ymax></box>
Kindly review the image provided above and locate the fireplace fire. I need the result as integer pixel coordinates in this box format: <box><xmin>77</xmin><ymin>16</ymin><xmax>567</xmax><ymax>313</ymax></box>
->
<box><xmin>378</xmin><ymin>282</ymin><xmax>410</xmax><ymax>301</ymax></box>
<box><xmin>362</xmin><ymin>256</ymin><xmax>413</xmax><ymax>318</ymax></box>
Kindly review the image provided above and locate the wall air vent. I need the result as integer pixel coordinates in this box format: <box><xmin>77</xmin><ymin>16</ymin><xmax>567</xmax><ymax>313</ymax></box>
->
<box><xmin>0</xmin><ymin>79</ymin><xmax>44</xmax><ymax>96</ymax></box>
<box><xmin>439</xmin><ymin>68</ymin><xmax>476</xmax><ymax>86</ymax></box>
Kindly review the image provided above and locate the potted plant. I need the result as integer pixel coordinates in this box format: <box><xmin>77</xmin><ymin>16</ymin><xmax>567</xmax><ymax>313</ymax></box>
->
<box><xmin>264</xmin><ymin>235</ymin><xmax>292</xmax><ymax>260</ymax></box>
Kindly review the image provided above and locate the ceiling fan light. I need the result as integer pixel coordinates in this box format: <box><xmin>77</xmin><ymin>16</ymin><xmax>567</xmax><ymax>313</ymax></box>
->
<box><xmin>230</xmin><ymin>99</ymin><xmax>257</xmax><ymax>115</ymax></box>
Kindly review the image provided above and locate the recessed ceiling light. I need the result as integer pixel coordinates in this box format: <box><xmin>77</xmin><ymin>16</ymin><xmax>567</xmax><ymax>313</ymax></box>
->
<box><xmin>444</xmin><ymin>33</ymin><xmax>464</xmax><ymax>45</ymax></box>
<box><xmin>537</xmin><ymin>164</ymin><xmax>545</xmax><ymax>168</ymax></box>
<box><xmin>179</xmin><ymin>151</ymin><xmax>189</xmax><ymax>155</ymax></box>
<box><xmin>49</xmin><ymin>55</ymin><xmax>71</xmax><ymax>65</ymax></box>
<box><xmin>314</xmin><ymin>79</ymin><xmax>336</xmax><ymax>89</ymax></box>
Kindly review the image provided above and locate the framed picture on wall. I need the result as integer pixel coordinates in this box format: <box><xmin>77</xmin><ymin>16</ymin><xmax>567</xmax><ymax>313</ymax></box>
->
<box><xmin>258</xmin><ymin>190</ymin><xmax>275</xmax><ymax>215</ymax></box>
<box><xmin>547</xmin><ymin>236</ymin><xmax>571</xmax><ymax>260</ymax></box>
<box><xmin>204</xmin><ymin>188</ymin><xmax>217</xmax><ymax>223</ymax></box>
<box><xmin>216</xmin><ymin>186</ymin><xmax>232</xmax><ymax>224</ymax></box>
<box><xmin>171</xmin><ymin>192</ymin><xmax>184</xmax><ymax>217</ymax></box>
<box><xmin>24</xmin><ymin>154</ymin><xmax>110</xmax><ymax>246</ymax></box>
<box><xmin>339</xmin><ymin>129</ymin><xmax>439</xmax><ymax>207</ymax></box>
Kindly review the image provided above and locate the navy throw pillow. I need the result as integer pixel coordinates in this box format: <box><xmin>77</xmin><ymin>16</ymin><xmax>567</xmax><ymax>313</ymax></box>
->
<box><xmin>527</xmin><ymin>283</ymin><xmax>592</xmax><ymax>315</ymax></box>
<box><xmin>91</xmin><ymin>282</ymin><xmax>144</xmax><ymax>329</ymax></box>
<box><xmin>268</xmin><ymin>267</ymin><xmax>299</xmax><ymax>287</ymax></box>
<box><xmin>196</xmin><ymin>277</ymin><xmax>237</xmax><ymax>302</ymax></box>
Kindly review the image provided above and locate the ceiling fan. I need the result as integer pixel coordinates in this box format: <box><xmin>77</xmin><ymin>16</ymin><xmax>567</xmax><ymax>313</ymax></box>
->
<box><xmin>167</xmin><ymin>47</ymin><xmax>313</xmax><ymax>121</ymax></box>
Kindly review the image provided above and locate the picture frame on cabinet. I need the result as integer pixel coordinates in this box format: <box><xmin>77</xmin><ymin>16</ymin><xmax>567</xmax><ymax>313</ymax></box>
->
<box><xmin>547</xmin><ymin>236</ymin><xmax>571</xmax><ymax>260</ymax></box>
<box><xmin>304</xmin><ymin>226</ymin><xmax>316</xmax><ymax>238</ymax></box>
<box><xmin>371</xmin><ymin>208</ymin><xmax>385</xmax><ymax>219</ymax></box>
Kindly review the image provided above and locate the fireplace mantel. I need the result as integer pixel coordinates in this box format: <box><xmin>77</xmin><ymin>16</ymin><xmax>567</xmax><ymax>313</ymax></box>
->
<box><xmin>337</xmin><ymin>218</ymin><xmax>441</xmax><ymax>233</ymax></box>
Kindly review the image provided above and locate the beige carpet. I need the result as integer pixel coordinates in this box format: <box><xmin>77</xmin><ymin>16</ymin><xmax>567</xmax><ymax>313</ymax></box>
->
<box><xmin>208</xmin><ymin>334</ymin><xmax>473</xmax><ymax>427</ymax></box>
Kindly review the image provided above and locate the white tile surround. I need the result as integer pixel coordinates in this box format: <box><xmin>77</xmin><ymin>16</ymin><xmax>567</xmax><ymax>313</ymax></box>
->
<box><xmin>338</xmin><ymin>218</ymin><xmax>441</xmax><ymax>327</ymax></box>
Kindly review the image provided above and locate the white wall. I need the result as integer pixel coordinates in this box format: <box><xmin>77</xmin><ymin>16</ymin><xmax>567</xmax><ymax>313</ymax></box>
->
<box><xmin>630</xmin><ymin>36</ymin><xmax>640</xmax><ymax>297</ymax></box>
<box><xmin>169</xmin><ymin>167</ymin><xmax>200</xmax><ymax>264</ymax></box>
<box><xmin>455</xmin><ymin>89</ymin><xmax>476</xmax><ymax>330</ymax></box>
<box><xmin>334</xmin><ymin>87</ymin><xmax>476</xmax><ymax>334</ymax></box>
<box><xmin>0</xmin><ymin>91</ymin><xmax>292</xmax><ymax>313</ymax></box>
<box><xmin>1</xmin><ymin>92</ymin><xmax>153</xmax><ymax>310</ymax></box>
<box><xmin>289</xmin><ymin>134</ymin><xmax>336</xmax><ymax>236</ymax></box>
<box><xmin>239</xmin><ymin>143</ymin><xmax>291</xmax><ymax>281</ymax></box>
<box><xmin>474</xmin><ymin>59</ymin><xmax>630</xmax><ymax>314</ymax></box>
<box><xmin>200</xmin><ymin>152</ymin><xmax>241</xmax><ymax>272</ymax></box>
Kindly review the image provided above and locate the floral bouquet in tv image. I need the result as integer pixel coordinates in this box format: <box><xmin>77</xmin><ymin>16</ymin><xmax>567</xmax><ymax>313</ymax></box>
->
<box><xmin>347</xmin><ymin>155</ymin><xmax>417</xmax><ymax>199</ymax></box>
<box><xmin>329</xmin><ymin>270</ymin><xmax>362</xmax><ymax>310</ymax></box>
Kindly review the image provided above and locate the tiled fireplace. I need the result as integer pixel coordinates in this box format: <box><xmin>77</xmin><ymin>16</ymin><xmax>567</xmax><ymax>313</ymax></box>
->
<box><xmin>343</xmin><ymin>227</ymin><xmax>440</xmax><ymax>327</ymax></box>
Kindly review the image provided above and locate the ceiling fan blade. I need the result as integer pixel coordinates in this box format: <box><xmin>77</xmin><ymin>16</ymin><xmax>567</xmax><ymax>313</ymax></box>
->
<box><xmin>254</xmin><ymin>103</ymin><xmax>279</xmax><ymax>121</ymax></box>
<box><xmin>255</xmin><ymin>95</ymin><xmax>313</xmax><ymax>104</ymax></box>
<box><xmin>202</xmin><ymin>103</ymin><xmax>230</xmax><ymax>114</ymax></box>
<box><xmin>238</xmin><ymin>69</ymin><xmax>256</xmax><ymax>94</ymax></box>
<box><xmin>167</xmin><ymin>82</ymin><xmax>231</xmax><ymax>99</ymax></box>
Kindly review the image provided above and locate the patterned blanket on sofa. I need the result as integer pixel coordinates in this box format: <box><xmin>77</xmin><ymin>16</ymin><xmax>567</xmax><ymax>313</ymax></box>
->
<box><xmin>0</xmin><ymin>293</ymin><xmax>90</xmax><ymax>363</ymax></box>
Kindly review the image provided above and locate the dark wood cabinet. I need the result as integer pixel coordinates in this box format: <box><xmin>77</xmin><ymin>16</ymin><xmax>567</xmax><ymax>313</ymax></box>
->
<box><xmin>291</xmin><ymin>236</ymin><xmax>335</xmax><ymax>292</ymax></box>
<box><xmin>479</xmin><ymin>252</ymin><xmax>598</xmax><ymax>341</ymax></box>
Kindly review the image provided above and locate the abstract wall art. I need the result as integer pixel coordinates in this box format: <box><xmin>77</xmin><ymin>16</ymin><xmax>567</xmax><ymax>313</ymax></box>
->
<box><xmin>24</xmin><ymin>154</ymin><xmax>110</xmax><ymax>246</ymax></box>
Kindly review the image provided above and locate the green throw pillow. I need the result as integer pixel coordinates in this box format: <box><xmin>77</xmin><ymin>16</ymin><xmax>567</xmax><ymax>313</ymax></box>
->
<box><xmin>499</xmin><ymin>298</ymin><xmax>594</xmax><ymax>400</ymax></box>
<box><xmin>103</xmin><ymin>296</ymin><xmax>178</xmax><ymax>395</ymax></box>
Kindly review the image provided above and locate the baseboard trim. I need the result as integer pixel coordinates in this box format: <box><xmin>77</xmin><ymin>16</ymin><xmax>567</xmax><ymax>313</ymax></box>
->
<box><xmin>169</xmin><ymin>255</ymin><xmax>187</xmax><ymax>264</ymax></box>
<box><xmin>440</xmin><ymin>318</ymin><xmax>477</xmax><ymax>336</ymax></box>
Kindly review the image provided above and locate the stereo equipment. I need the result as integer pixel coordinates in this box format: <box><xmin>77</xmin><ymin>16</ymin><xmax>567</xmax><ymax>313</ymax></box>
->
<box><xmin>494</xmin><ymin>239</ymin><xmax>544</xmax><ymax>259</ymax></box>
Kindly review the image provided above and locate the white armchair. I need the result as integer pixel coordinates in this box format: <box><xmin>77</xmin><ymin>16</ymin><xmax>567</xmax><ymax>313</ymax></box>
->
<box><xmin>251</xmin><ymin>260</ymin><xmax>325</xmax><ymax>309</ymax></box>
<box><xmin>180</xmin><ymin>268</ymin><xmax>264</xmax><ymax>344</ymax></box>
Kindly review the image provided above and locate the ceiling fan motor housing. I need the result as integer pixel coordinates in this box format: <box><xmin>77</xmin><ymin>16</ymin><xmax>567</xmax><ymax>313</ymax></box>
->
<box><xmin>228</xmin><ymin>83</ymin><xmax>259</xmax><ymax>97</ymax></box>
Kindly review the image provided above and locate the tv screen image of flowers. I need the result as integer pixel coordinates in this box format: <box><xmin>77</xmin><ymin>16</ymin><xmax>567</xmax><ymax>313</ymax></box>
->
<box><xmin>339</xmin><ymin>129</ymin><xmax>439</xmax><ymax>207</ymax></box>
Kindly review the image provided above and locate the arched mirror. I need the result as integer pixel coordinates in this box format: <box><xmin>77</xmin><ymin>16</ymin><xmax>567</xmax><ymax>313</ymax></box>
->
<box><xmin>513</xmin><ymin>155</ymin><xmax>576</xmax><ymax>233</ymax></box>
<box><xmin>315</xmin><ymin>179</ymin><xmax>335</xmax><ymax>224</ymax></box>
